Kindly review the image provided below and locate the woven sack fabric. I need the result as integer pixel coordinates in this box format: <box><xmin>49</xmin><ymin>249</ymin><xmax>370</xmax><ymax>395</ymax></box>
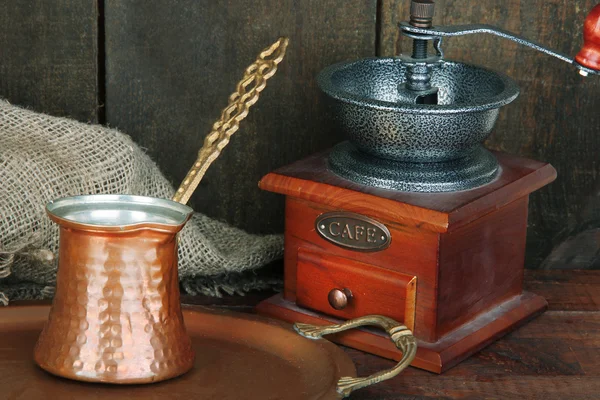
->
<box><xmin>0</xmin><ymin>100</ymin><xmax>283</xmax><ymax>304</ymax></box>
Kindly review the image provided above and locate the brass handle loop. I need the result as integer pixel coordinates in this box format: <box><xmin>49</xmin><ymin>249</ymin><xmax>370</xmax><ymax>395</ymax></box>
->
<box><xmin>294</xmin><ymin>315</ymin><xmax>417</xmax><ymax>398</ymax></box>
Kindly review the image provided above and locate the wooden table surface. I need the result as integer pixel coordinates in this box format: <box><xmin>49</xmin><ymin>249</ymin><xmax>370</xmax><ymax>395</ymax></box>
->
<box><xmin>181</xmin><ymin>269</ymin><xmax>600</xmax><ymax>400</ymax></box>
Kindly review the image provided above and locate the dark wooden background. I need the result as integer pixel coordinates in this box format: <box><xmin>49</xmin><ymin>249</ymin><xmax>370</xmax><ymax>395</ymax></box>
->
<box><xmin>1</xmin><ymin>0</ymin><xmax>598</xmax><ymax>269</ymax></box>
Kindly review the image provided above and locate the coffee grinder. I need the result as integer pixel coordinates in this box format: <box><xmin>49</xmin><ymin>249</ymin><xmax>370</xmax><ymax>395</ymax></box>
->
<box><xmin>256</xmin><ymin>1</ymin><xmax>600</xmax><ymax>372</ymax></box>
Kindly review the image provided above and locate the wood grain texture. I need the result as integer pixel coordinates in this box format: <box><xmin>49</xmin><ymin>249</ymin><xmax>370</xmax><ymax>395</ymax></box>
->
<box><xmin>260</xmin><ymin>149</ymin><xmax>556</xmax><ymax>233</ymax></box>
<box><xmin>258</xmin><ymin>269</ymin><xmax>599</xmax><ymax>394</ymax></box>
<box><xmin>13</xmin><ymin>269</ymin><xmax>592</xmax><ymax>398</ymax></box>
<box><xmin>260</xmin><ymin>195</ymin><xmax>550</xmax><ymax>369</ymax></box>
<box><xmin>524</xmin><ymin>269</ymin><xmax>600</xmax><ymax>311</ymax></box>
<box><xmin>154</xmin><ymin>271</ymin><xmax>600</xmax><ymax>397</ymax></box>
<box><xmin>104</xmin><ymin>0</ymin><xmax>377</xmax><ymax>234</ymax></box>
<box><xmin>380</xmin><ymin>0</ymin><xmax>600</xmax><ymax>269</ymax></box>
<box><xmin>263</xmin><ymin>150</ymin><xmax>555</xmax><ymax>344</ymax></box>
<box><xmin>6</xmin><ymin>269</ymin><xmax>585</xmax><ymax>311</ymax></box>
<box><xmin>114</xmin><ymin>269</ymin><xmax>600</xmax><ymax>398</ymax></box>
<box><xmin>348</xmin><ymin>310</ymin><xmax>600</xmax><ymax>399</ymax></box>
<box><xmin>296</xmin><ymin>248</ymin><xmax>417</xmax><ymax>331</ymax></box>
<box><xmin>0</xmin><ymin>0</ymin><xmax>99</xmax><ymax>122</ymax></box>
<box><xmin>347</xmin><ymin>269</ymin><xmax>600</xmax><ymax>398</ymax></box>
<box><xmin>282</xmin><ymin>196</ymin><xmax>440</xmax><ymax>341</ymax></box>
<box><xmin>183</xmin><ymin>270</ymin><xmax>600</xmax><ymax>398</ymax></box>
<box><xmin>257</xmin><ymin>150</ymin><xmax>563</xmax><ymax>370</ymax></box>
<box><xmin>185</xmin><ymin>268</ymin><xmax>600</xmax><ymax>398</ymax></box>
<box><xmin>437</xmin><ymin>197</ymin><xmax>530</xmax><ymax>336</ymax></box>
<box><xmin>3</xmin><ymin>0</ymin><xmax>594</xmax><ymax>272</ymax></box>
<box><xmin>257</xmin><ymin>291</ymin><xmax>548</xmax><ymax>373</ymax></box>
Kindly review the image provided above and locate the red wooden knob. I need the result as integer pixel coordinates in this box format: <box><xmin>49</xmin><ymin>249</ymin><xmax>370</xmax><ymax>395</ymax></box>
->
<box><xmin>575</xmin><ymin>4</ymin><xmax>600</xmax><ymax>71</ymax></box>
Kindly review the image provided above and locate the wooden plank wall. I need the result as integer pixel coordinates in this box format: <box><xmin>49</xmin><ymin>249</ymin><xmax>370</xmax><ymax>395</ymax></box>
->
<box><xmin>0</xmin><ymin>1</ymin><xmax>598</xmax><ymax>269</ymax></box>
<box><xmin>103</xmin><ymin>0</ymin><xmax>377</xmax><ymax>235</ymax></box>
<box><xmin>0</xmin><ymin>0</ymin><xmax>99</xmax><ymax>122</ymax></box>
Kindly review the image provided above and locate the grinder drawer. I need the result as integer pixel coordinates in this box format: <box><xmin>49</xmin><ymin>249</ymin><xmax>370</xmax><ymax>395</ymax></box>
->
<box><xmin>296</xmin><ymin>248</ymin><xmax>416</xmax><ymax>331</ymax></box>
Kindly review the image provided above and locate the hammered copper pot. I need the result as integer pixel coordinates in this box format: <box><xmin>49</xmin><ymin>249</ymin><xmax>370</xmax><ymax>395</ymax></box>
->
<box><xmin>34</xmin><ymin>194</ymin><xmax>195</xmax><ymax>384</ymax></box>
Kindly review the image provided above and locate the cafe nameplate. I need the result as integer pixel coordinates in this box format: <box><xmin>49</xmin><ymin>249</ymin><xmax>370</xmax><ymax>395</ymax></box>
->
<box><xmin>315</xmin><ymin>212</ymin><xmax>391</xmax><ymax>252</ymax></box>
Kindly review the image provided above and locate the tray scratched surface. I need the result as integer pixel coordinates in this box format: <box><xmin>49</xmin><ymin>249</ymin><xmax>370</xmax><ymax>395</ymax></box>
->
<box><xmin>0</xmin><ymin>304</ymin><xmax>356</xmax><ymax>400</ymax></box>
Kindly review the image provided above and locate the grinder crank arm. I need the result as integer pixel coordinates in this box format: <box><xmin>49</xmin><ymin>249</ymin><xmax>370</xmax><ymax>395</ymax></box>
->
<box><xmin>400</xmin><ymin>3</ymin><xmax>600</xmax><ymax>77</ymax></box>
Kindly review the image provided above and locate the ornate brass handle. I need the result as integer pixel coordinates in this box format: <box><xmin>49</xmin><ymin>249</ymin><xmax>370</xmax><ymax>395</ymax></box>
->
<box><xmin>172</xmin><ymin>36</ymin><xmax>289</xmax><ymax>205</ymax></box>
<box><xmin>294</xmin><ymin>315</ymin><xmax>417</xmax><ymax>398</ymax></box>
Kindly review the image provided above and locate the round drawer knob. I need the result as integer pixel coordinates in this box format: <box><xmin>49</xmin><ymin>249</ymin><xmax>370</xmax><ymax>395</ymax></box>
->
<box><xmin>328</xmin><ymin>288</ymin><xmax>353</xmax><ymax>310</ymax></box>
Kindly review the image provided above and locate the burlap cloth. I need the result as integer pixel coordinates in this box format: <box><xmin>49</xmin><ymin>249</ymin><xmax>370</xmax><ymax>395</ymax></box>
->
<box><xmin>0</xmin><ymin>100</ymin><xmax>283</xmax><ymax>305</ymax></box>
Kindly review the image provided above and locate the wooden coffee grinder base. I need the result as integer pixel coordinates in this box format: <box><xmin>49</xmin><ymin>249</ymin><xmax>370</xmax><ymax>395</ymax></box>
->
<box><xmin>256</xmin><ymin>148</ymin><xmax>557</xmax><ymax>373</ymax></box>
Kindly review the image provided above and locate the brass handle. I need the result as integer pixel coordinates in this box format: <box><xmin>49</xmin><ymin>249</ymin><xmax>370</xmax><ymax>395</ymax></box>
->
<box><xmin>172</xmin><ymin>37</ymin><xmax>289</xmax><ymax>205</ymax></box>
<box><xmin>328</xmin><ymin>288</ymin><xmax>353</xmax><ymax>310</ymax></box>
<box><xmin>294</xmin><ymin>315</ymin><xmax>416</xmax><ymax>398</ymax></box>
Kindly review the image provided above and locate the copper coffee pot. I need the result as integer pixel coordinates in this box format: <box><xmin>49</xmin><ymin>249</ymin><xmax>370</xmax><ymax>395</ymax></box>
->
<box><xmin>33</xmin><ymin>37</ymin><xmax>288</xmax><ymax>384</ymax></box>
<box><xmin>34</xmin><ymin>196</ymin><xmax>196</xmax><ymax>383</ymax></box>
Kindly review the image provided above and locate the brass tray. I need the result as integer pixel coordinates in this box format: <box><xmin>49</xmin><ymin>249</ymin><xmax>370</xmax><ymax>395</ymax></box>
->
<box><xmin>0</xmin><ymin>304</ymin><xmax>415</xmax><ymax>399</ymax></box>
